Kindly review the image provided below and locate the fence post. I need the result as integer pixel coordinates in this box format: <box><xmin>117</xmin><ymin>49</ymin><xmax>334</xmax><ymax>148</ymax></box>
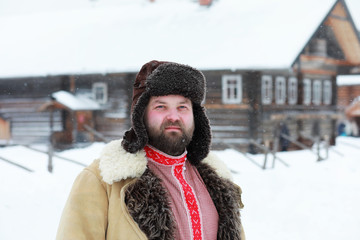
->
<box><xmin>323</xmin><ymin>135</ymin><xmax>329</xmax><ymax>160</ymax></box>
<box><xmin>48</xmin><ymin>143</ymin><xmax>53</xmax><ymax>173</ymax></box>
<box><xmin>315</xmin><ymin>136</ymin><xmax>323</xmax><ymax>162</ymax></box>
<box><xmin>272</xmin><ymin>138</ymin><xmax>279</xmax><ymax>168</ymax></box>
<box><xmin>263</xmin><ymin>140</ymin><xmax>270</xmax><ymax>169</ymax></box>
<box><xmin>272</xmin><ymin>125</ymin><xmax>280</xmax><ymax>168</ymax></box>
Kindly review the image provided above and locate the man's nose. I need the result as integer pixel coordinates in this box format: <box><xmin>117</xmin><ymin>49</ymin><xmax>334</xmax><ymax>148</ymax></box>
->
<box><xmin>166</xmin><ymin>108</ymin><xmax>180</xmax><ymax>122</ymax></box>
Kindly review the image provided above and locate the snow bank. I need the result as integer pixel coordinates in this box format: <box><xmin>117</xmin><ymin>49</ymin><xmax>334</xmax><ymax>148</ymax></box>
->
<box><xmin>0</xmin><ymin>137</ymin><xmax>360</xmax><ymax>239</ymax></box>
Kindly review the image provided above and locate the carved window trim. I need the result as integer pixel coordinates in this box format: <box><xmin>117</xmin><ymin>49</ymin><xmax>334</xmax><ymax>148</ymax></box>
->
<box><xmin>262</xmin><ymin>75</ymin><xmax>273</xmax><ymax>105</ymax></box>
<box><xmin>222</xmin><ymin>75</ymin><xmax>242</xmax><ymax>104</ymax></box>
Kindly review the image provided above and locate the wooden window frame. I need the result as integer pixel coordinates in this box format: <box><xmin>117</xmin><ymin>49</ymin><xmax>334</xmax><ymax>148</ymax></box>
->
<box><xmin>323</xmin><ymin>80</ymin><xmax>332</xmax><ymax>105</ymax></box>
<box><xmin>312</xmin><ymin>80</ymin><xmax>322</xmax><ymax>105</ymax></box>
<box><xmin>275</xmin><ymin>76</ymin><xmax>286</xmax><ymax>105</ymax></box>
<box><xmin>288</xmin><ymin>77</ymin><xmax>298</xmax><ymax>105</ymax></box>
<box><xmin>303</xmin><ymin>78</ymin><xmax>312</xmax><ymax>105</ymax></box>
<box><xmin>262</xmin><ymin>75</ymin><xmax>273</xmax><ymax>105</ymax></box>
<box><xmin>92</xmin><ymin>82</ymin><xmax>108</xmax><ymax>104</ymax></box>
<box><xmin>222</xmin><ymin>75</ymin><xmax>242</xmax><ymax>104</ymax></box>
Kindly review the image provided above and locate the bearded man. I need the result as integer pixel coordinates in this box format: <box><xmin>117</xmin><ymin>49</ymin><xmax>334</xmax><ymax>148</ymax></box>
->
<box><xmin>56</xmin><ymin>60</ymin><xmax>245</xmax><ymax>240</ymax></box>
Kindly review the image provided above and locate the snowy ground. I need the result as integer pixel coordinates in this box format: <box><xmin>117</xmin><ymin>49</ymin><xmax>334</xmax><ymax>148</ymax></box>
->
<box><xmin>0</xmin><ymin>137</ymin><xmax>359</xmax><ymax>240</ymax></box>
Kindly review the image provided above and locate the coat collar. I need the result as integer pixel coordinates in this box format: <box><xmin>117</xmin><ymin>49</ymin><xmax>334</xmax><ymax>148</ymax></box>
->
<box><xmin>99</xmin><ymin>139</ymin><xmax>233</xmax><ymax>185</ymax></box>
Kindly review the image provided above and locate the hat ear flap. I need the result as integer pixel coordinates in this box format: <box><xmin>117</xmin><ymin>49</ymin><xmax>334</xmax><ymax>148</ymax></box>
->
<box><xmin>122</xmin><ymin>128</ymin><xmax>140</xmax><ymax>153</ymax></box>
<box><xmin>122</xmin><ymin>93</ymin><xmax>150</xmax><ymax>153</ymax></box>
<box><xmin>187</xmin><ymin>104</ymin><xmax>211</xmax><ymax>165</ymax></box>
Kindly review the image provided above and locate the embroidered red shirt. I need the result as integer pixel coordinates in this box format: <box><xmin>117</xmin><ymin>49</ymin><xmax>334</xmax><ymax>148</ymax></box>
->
<box><xmin>145</xmin><ymin>145</ymin><xmax>219</xmax><ymax>240</ymax></box>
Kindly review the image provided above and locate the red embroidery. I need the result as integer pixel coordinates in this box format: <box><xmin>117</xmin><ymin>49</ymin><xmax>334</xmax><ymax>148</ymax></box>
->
<box><xmin>144</xmin><ymin>145</ymin><xmax>186</xmax><ymax>165</ymax></box>
<box><xmin>144</xmin><ymin>145</ymin><xmax>203</xmax><ymax>240</ymax></box>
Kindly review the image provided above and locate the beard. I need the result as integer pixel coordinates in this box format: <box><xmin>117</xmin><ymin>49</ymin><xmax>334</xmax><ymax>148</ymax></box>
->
<box><xmin>146</xmin><ymin>120</ymin><xmax>194</xmax><ymax>156</ymax></box>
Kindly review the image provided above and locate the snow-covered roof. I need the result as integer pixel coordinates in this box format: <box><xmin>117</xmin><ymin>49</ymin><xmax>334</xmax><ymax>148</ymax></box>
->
<box><xmin>52</xmin><ymin>91</ymin><xmax>101</xmax><ymax>111</ymax></box>
<box><xmin>337</xmin><ymin>75</ymin><xmax>360</xmax><ymax>85</ymax></box>
<box><xmin>1</xmin><ymin>0</ymin><xmax>360</xmax><ymax>78</ymax></box>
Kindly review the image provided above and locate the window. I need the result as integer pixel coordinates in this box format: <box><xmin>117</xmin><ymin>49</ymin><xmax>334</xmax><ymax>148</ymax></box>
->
<box><xmin>288</xmin><ymin>77</ymin><xmax>298</xmax><ymax>105</ymax></box>
<box><xmin>262</xmin><ymin>75</ymin><xmax>273</xmax><ymax>104</ymax></box>
<box><xmin>323</xmin><ymin>80</ymin><xmax>332</xmax><ymax>105</ymax></box>
<box><xmin>275</xmin><ymin>76</ymin><xmax>286</xmax><ymax>104</ymax></box>
<box><xmin>92</xmin><ymin>82</ymin><xmax>108</xmax><ymax>104</ymax></box>
<box><xmin>303</xmin><ymin>78</ymin><xmax>311</xmax><ymax>105</ymax></box>
<box><xmin>222</xmin><ymin>75</ymin><xmax>242</xmax><ymax>104</ymax></box>
<box><xmin>312</xmin><ymin>80</ymin><xmax>322</xmax><ymax>105</ymax></box>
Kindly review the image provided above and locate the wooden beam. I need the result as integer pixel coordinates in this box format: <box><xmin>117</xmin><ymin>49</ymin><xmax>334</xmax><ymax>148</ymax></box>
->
<box><xmin>204</xmin><ymin>104</ymin><xmax>249</xmax><ymax>110</ymax></box>
<box><xmin>23</xmin><ymin>145</ymin><xmax>87</xmax><ymax>167</ymax></box>
<box><xmin>0</xmin><ymin>156</ymin><xmax>33</xmax><ymax>172</ymax></box>
<box><xmin>330</xmin><ymin>1</ymin><xmax>347</xmax><ymax>18</ymax></box>
<box><xmin>328</xmin><ymin>18</ymin><xmax>360</xmax><ymax>64</ymax></box>
<box><xmin>270</xmin><ymin>113</ymin><xmax>340</xmax><ymax>121</ymax></box>
<box><xmin>69</xmin><ymin>75</ymin><xmax>76</xmax><ymax>93</ymax></box>
<box><xmin>300</xmin><ymin>55</ymin><xmax>352</xmax><ymax>66</ymax></box>
<box><xmin>322</xmin><ymin>2</ymin><xmax>360</xmax><ymax>64</ymax></box>
<box><xmin>298</xmin><ymin>68</ymin><xmax>337</xmax><ymax>76</ymax></box>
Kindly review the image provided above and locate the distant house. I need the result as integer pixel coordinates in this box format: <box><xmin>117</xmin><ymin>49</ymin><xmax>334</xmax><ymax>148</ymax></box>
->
<box><xmin>0</xmin><ymin>0</ymin><xmax>360</xmax><ymax>152</ymax></box>
<box><xmin>0</xmin><ymin>74</ymin><xmax>133</xmax><ymax>146</ymax></box>
<box><xmin>288</xmin><ymin>0</ymin><xmax>360</xmax><ymax>146</ymax></box>
<box><xmin>205</xmin><ymin>0</ymin><xmax>360</xmax><ymax>151</ymax></box>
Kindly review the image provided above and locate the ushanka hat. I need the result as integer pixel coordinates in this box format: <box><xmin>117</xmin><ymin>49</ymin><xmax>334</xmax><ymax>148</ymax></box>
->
<box><xmin>121</xmin><ymin>60</ymin><xmax>211</xmax><ymax>164</ymax></box>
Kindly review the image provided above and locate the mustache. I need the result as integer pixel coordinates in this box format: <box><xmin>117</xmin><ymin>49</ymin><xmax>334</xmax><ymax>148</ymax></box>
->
<box><xmin>161</xmin><ymin>120</ymin><xmax>183</xmax><ymax>129</ymax></box>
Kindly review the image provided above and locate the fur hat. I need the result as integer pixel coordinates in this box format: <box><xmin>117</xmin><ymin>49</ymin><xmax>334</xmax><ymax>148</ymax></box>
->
<box><xmin>121</xmin><ymin>60</ymin><xmax>211</xmax><ymax>164</ymax></box>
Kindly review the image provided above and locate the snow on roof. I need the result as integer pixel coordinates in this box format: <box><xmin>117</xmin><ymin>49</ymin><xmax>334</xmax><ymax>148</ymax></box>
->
<box><xmin>0</xmin><ymin>0</ymin><xmax>360</xmax><ymax>78</ymax></box>
<box><xmin>337</xmin><ymin>75</ymin><xmax>360</xmax><ymax>85</ymax></box>
<box><xmin>52</xmin><ymin>91</ymin><xmax>101</xmax><ymax>111</ymax></box>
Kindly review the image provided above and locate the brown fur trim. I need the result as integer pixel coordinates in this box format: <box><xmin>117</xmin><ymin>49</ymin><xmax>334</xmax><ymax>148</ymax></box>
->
<box><xmin>131</xmin><ymin>60</ymin><xmax>167</xmax><ymax>112</ymax></box>
<box><xmin>121</xmin><ymin>92</ymin><xmax>150</xmax><ymax>153</ymax></box>
<box><xmin>187</xmin><ymin>103</ymin><xmax>211</xmax><ymax>165</ymax></box>
<box><xmin>146</xmin><ymin>62</ymin><xmax>206</xmax><ymax>105</ymax></box>
<box><xmin>122</xmin><ymin>95</ymin><xmax>211</xmax><ymax>164</ymax></box>
<box><xmin>196</xmin><ymin>162</ymin><xmax>243</xmax><ymax>240</ymax></box>
<box><xmin>124</xmin><ymin>169</ymin><xmax>175</xmax><ymax>240</ymax></box>
<box><xmin>122</xmin><ymin>61</ymin><xmax>211</xmax><ymax>162</ymax></box>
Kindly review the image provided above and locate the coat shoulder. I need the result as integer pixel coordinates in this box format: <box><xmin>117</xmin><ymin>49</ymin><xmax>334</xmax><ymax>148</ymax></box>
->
<box><xmin>202</xmin><ymin>152</ymin><xmax>233</xmax><ymax>181</ymax></box>
<box><xmin>98</xmin><ymin>139</ymin><xmax>148</xmax><ymax>184</ymax></box>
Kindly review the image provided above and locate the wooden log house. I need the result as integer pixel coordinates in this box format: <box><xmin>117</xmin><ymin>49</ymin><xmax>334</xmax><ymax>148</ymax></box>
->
<box><xmin>290</xmin><ymin>0</ymin><xmax>360</xmax><ymax>146</ymax></box>
<box><xmin>0</xmin><ymin>0</ymin><xmax>359</xmax><ymax>152</ymax></box>
<box><xmin>0</xmin><ymin>74</ymin><xmax>134</xmax><ymax>146</ymax></box>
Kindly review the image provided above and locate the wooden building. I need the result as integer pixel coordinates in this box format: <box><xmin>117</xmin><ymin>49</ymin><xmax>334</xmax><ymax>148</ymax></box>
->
<box><xmin>337</xmin><ymin>80</ymin><xmax>360</xmax><ymax>108</ymax></box>
<box><xmin>204</xmin><ymin>68</ymin><xmax>336</xmax><ymax>152</ymax></box>
<box><xmin>0</xmin><ymin>0</ymin><xmax>360</xmax><ymax>152</ymax></box>
<box><xmin>203</xmin><ymin>0</ymin><xmax>360</xmax><ymax>151</ymax></box>
<box><xmin>0</xmin><ymin>74</ymin><xmax>134</xmax><ymax>145</ymax></box>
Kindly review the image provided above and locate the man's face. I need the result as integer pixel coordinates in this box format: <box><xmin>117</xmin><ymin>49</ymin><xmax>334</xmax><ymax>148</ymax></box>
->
<box><xmin>144</xmin><ymin>95</ymin><xmax>195</xmax><ymax>156</ymax></box>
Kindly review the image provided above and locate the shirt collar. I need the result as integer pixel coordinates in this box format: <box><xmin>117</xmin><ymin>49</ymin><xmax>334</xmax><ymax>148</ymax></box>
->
<box><xmin>144</xmin><ymin>145</ymin><xmax>187</xmax><ymax>166</ymax></box>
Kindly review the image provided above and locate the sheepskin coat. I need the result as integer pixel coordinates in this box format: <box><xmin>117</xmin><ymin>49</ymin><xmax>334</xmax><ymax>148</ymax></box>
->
<box><xmin>56</xmin><ymin>140</ymin><xmax>245</xmax><ymax>240</ymax></box>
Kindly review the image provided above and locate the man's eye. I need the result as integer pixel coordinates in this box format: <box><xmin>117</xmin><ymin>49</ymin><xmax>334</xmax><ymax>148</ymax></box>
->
<box><xmin>155</xmin><ymin>105</ymin><xmax>164</xmax><ymax>109</ymax></box>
